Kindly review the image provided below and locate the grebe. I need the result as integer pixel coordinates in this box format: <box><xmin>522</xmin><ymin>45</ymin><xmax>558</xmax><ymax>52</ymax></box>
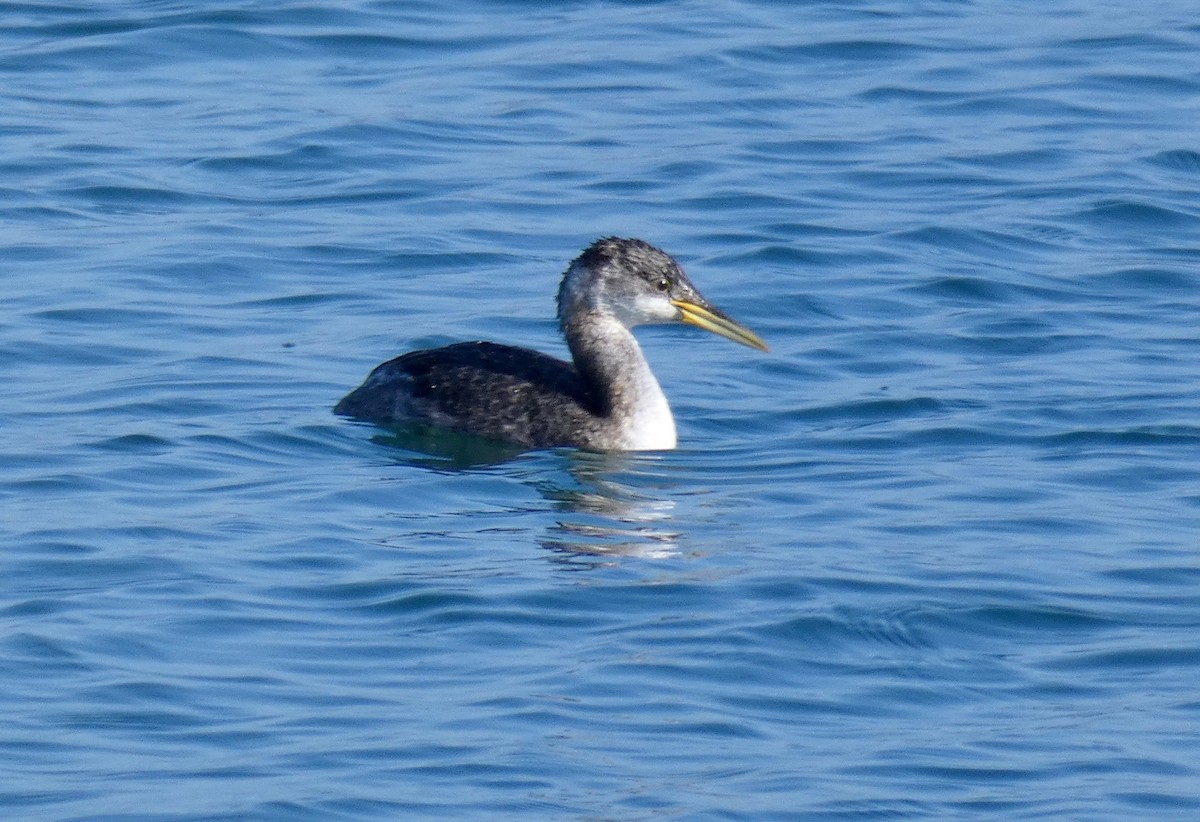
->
<box><xmin>335</xmin><ymin>237</ymin><xmax>767</xmax><ymax>451</ymax></box>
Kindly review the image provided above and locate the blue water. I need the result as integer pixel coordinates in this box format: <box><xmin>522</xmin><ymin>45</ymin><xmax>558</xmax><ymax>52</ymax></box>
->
<box><xmin>3</xmin><ymin>1</ymin><xmax>1200</xmax><ymax>818</ymax></box>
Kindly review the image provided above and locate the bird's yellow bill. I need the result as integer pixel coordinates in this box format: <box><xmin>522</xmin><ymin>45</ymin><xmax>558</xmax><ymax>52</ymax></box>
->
<box><xmin>672</xmin><ymin>299</ymin><xmax>769</xmax><ymax>352</ymax></box>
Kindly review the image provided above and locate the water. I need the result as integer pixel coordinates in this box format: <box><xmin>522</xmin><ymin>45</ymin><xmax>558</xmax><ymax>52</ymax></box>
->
<box><xmin>3</xmin><ymin>1</ymin><xmax>1200</xmax><ymax>818</ymax></box>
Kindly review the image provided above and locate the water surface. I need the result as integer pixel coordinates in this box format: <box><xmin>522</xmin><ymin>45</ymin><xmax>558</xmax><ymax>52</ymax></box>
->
<box><xmin>3</xmin><ymin>1</ymin><xmax>1200</xmax><ymax>818</ymax></box>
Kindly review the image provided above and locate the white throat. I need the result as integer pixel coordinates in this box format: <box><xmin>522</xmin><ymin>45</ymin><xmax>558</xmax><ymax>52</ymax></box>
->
<box><xmin>591</xmin><ymin>317</ymin><xmax>677</xmax><ymax>451</ymax></box>
<box><xmin>621</xmin><ymin>351</ymin><xmax>676</xmax><ymax>450</ymax></box>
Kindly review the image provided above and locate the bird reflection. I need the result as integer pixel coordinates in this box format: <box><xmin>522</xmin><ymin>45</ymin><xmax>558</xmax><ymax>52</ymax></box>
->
<box><xmin>364</xmin><ymin>431</ymin><xmax>684</xmax><ymax>561</ymax></box>
<box><xmin>535</xmin><ymin>454</ymin><xmax>682</xmax><ymax>562</ymax></box>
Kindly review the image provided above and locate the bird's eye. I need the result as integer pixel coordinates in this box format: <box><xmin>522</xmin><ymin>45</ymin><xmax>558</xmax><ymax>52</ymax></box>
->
<box><xmin>655</xmin><ymin>277</ymin><xmax>671</xmax><ymax>292</ymax></box>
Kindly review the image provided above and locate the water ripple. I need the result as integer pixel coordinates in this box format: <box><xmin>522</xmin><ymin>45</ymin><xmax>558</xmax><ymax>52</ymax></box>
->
<box><xmin>4</xmin><ymin>1</ymin><xmax>1200</xmax><ymax>818</ymax></box>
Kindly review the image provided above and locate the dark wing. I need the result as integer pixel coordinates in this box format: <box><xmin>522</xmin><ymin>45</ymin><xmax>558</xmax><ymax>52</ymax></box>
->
<box><xmin>336</xmin><ymin>342</ymin><xmax>607</xmax><ymax>447</ymax></box>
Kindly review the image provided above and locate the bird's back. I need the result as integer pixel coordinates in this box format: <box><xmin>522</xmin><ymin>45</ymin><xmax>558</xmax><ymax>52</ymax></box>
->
<box><xmin>335</xmin><ymin>341</ymin><xmax>612</xmax><ymax>448</ymax></box>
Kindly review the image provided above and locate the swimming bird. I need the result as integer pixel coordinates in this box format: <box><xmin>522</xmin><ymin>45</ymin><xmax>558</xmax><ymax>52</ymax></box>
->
<box><xmin>335</xmin><ymin>237</ymin><xmax>767</xmax><ymax>451</ymax></box>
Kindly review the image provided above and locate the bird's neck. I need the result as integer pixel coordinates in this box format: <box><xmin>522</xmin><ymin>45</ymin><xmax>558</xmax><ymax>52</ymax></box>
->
<box><xmin>563</xmin><ymin>310</ymin><xmax>677</xmax><ymax>450</ymax></box>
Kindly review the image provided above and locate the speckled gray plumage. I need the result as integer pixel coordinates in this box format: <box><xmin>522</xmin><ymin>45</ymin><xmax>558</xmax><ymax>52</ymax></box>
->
<box><xmin>334</xmin><ymin>340</ymin><xmax>616</xmax><ymax>449</ymax></box>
